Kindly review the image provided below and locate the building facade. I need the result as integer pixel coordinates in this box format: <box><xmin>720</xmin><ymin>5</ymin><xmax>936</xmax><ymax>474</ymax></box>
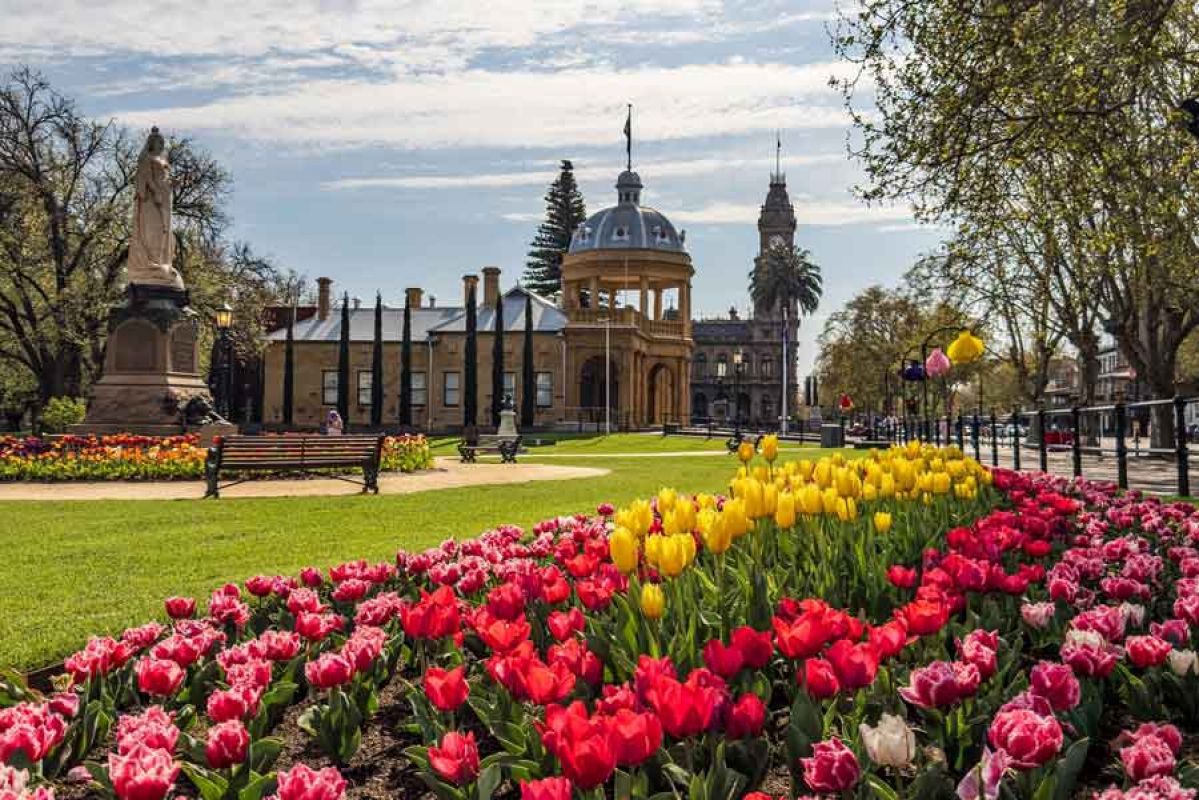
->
<box><xmin>690</xmin><ymin>170</ymin><xmax>801</xmax><ymax>426</ymax></box>
<box><xmin>258</xmin><ymin>165</ymin><xmax>695</xmax><ymax>431</ymax></box>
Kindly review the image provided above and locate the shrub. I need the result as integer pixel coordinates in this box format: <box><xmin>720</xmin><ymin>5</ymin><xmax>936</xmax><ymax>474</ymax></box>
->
<box><xmin>40</xmin><ymin>396</ymin><xmax>87</xmax><ymax>433</ymax></box>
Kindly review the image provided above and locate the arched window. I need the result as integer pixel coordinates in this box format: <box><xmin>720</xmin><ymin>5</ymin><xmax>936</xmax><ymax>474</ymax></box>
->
<box><xmin>716</xmin><ymin>353</ymin><xmax>728</xmax><ymax>379</ymax></box>
<box><xmin>761</xmin><ymin>357</ymin><xmax>773</xmax><ymax>378</ymax></box>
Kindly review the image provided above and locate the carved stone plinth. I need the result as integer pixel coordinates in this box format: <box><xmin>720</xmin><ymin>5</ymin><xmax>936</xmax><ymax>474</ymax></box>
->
<box><xmin>74</xmin><ymin>285</ymin><xmax>235</xmax><ymax>441</ymax></box>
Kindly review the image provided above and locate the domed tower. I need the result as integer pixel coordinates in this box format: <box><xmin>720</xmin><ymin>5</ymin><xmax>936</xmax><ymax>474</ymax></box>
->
<box><xmin>560</xmin><ymin>168</ymin><xmax>694</xmax><ymax>428</ymax></box>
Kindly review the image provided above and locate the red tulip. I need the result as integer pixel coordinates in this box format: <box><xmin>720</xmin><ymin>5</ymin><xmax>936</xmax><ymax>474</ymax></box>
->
<box><xmin>205</xmin><ymin>720</ymin><xmax>249</xmax><ymax>769</ymax></box>
<box><xmin>429</xmin><ymin>731</ymin><xmax>480</xmax><ymax>786</ymax></box>
<box><xmin>800</xmin><ymin>738</ymin><xmax>860</xmax><ymax>793</ymax></box>
<box><xmin>108</xmin><ymin>743</ymin><xmax>180</xmax><ymax>800</ymax></box>
<box><xmin>539</xmin><ymin>567</ymin><xmax>572</xmax><ymax>605</ymax></box>
<box><xmin>898</xmin><ymin>661</ymin><xmax>974</xmax><ymax>709</ymax></box>
<box><xmin>245</xmin><ymin>576</ymin><xmax>275</xmax><ymax>598</ymax></box>
<box><xmin>897</xmin><ymin>599</ymin><xmax>949</xmax><ymax>636</ymax></box>
<box><xmin>1120</xmin><ymin>735</ymin><xmax>1176</xmax><ymax>783</ymax></box>
<box><xmin>48</xmin><ymin>692</ymin><xmax>80</xmax><ymax>719</ymax></box>
<box><xmin>524</xmin><ymin>660</ymin><xmax>577</xmax><ymax>706</ymax></box>
<box><xmin>257</xmin><ymin>630</ymin><xmax>302</xmax><ymax>662</ymax></box>
<box><xmin>472</xmin><ymin>609</ymin><xmax>531</xmax><ymax>653</ymax></box>
<box><xmin>135</xmin><ymin>658</ymin><xmax>185</xmax><ymax>698</ymax></box>
<box><xmin>1126</xmin><ymin>635</ymin><xmax>1173</xmax><ymax>669</ymax></box>
<box><xmin>520</xmin><ymin>777</ymin><xmax>573</xmax><ymax>800</ymax></box>
<box><xmin>887</xmin><ymin>565</ymin><xmax>917</xmax><ymax>589</ymax></box>
<box><xmin>0</xmin><ymin>703</ymin><xmax>67</xmax><ymax>764</ymax></box>
<box><xmin>341</xmin><ymin>626</ymin><xmax>387</xmax><ymax>674</ymax></box>
<box><xmin>163</xmin><ymin>597</ymin><xmax>196</xmax><ymax>620</ymax></box>
<box><xmin>538</xmin><ymin>704</ymin><xmax>616</xmax><ymax>790</ymax></box>
<box><xmin>331</xmin><ymin>578</ymin><xmax>370</xmax><ymax>603</ymax></box>
<box><xmin>730</xmin><ymin>626</ymin><xmax>773</xmax><ymax>669</ymax></box>
<box><xmin>825</xmin><ymin>639</ymin><xmax>879</xmax><ymax>690</ymax></box>
<box><xmin>115</xmin><ymin>707</ymin><xmax>177</xmax><ymax>755</ymax></box>
<box><xmin>987</xmin><ymin>709</ymin><xmax>1063</xmax><ymax>769</ymax></box>
<box><xmin>702</xmin><ymin>639</ymin><xmax>745</xmax><ymax>679</ymax></box>
<box><xmin>605</xmin><ymin>708</ymin><xmax>663</xmax><ymax>766</ymax></box>
<box><xmin>424</xmin><ymin>666</ymin><xmax>469</xmax><ymax>712</ymax></box>
<box><xmin>723</xmin><ymin>692</ymin><xmax>766</xmax><ymax>739</ymax></box>
<box><xmin>486</xmin><ymin>582</ymin><xmax>526</xmax><ymax>620</ymax></box>
<box><xmin>295</xmin><ymin>612</ymin><xmax>340</xmax><ymax>643</ymax></box>
<box><xmin>645</xmin><ymin>676</ymin><xmax>723</xmax><ymax>739</ymax></box>
<box><xmin>772</xmin><ymin>612</ymin><xmax>831</xmax><ymax>660</ymax></box>
<box><xmin>547</xmin><ymin>608</ymin><xmax>585</xmax><ymax>641</ymax></box>
<box><xmin>801</xmin><ymin>658</ymin><xmax>840</xmax><ymax>699</ymax></box>
<box><xmin>401</xmin><ymin>586</ymin><xmax>461</xmax><ymax>640</ymax></box>
<box><xmin>869</xmin><ymin>621</ymin><xmax>909</xmax><ymax>660</ymax></box>
<box><xmin>206</xmin><ymin>685</ymin><xmax>261</xmax><ymax>722</ymax></box>
<box><xmin>274</xmin><ymin>764</ymin><xmax>346</xmax><ymax>800</ymax></box>
<box><xmin>1028</xmin><ymin>661</ymin><xmax>1080</xmax><ymax>711</ymax></box>
<box><xmin>304</xmin><ymin>653</ymin><xmax>352</xmax><ymax>690</ymax></box>
<box><xmin>299</xmin><ymin>567</ymin><xmax>324</xmax><ymax>587</ymax></box>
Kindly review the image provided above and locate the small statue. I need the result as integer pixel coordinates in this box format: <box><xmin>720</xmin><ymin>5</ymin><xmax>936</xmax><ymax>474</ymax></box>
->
<box><xmin>127</xmin><ymin>127</ymin><xmax>184</xmax><ymax>290</ymax></box>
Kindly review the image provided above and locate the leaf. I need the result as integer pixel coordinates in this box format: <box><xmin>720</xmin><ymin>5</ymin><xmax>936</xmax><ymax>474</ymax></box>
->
<box><xmin>1051</xmin><ymin>738</ymin><xmax>1089</xmax><ymax>800</ymax></box>
<box><xmin>476</xmin><ymin>763</ymin><xmax>502</xmax><ymax>800</ymax></box>
<box><xmin>866</xmin><ymin>774</ymin><xmax>901</xmax><ymax>800</ymax></box>
<box><xmin>249</xmin><ymin>737</ymin><xmax>284</xmax><ymax>774</ymax></box>
<box><xmin>181</xmin><ymin>762</ymin><xmax>231</xmax><ymax>800</ymax></box>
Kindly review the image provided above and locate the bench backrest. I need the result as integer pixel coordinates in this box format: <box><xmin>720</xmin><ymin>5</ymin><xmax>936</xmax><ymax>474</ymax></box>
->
<box><xmin>215</xmin><ymin>435</ymin><xmax>383</xmax><ymax>469</ymax></box>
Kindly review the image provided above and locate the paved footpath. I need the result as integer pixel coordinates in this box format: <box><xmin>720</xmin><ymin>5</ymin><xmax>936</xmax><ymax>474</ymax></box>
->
<box><xmin>0</xmin><ymin>457</ymin><xmax>608</xmax><ymax>501</ymax></box>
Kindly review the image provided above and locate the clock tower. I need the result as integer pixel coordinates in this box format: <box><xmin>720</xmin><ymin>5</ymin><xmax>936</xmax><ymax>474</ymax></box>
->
<box><xmin>752</xmin><ymin>165</ymin><xmax>798</xmax><ymax>319</ymax></box>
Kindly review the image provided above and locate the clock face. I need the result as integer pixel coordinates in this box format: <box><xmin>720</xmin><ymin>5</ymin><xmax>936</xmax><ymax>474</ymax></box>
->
<box><xmin>768</xmin><ymin>234</ymin><xmax>786</xmax><ymax>249</ymax></box>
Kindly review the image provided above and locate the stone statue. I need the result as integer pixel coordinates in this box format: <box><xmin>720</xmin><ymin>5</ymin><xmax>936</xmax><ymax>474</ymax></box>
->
<box><xmin>127</xmin><ymin>127</ymin><xmax>184</xmax><ymax>290</ymax></box>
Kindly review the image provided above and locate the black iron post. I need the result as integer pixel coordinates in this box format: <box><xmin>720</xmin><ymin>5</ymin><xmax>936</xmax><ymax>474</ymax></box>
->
<box><xmin>1037</xmin><ymin>408</ymin><xmax>1048</xmax><ymax>472</ymax></box>
<box><xmin>971</xmin><ymin>412</ymin><xmax>980</xmax><ymax>460</ymax></box>
<box><xmin>1011</xmin><ymin>410</ymin><xmax>1021</xmax><ymax>470</ymax></box>
<box><xmin>1115</xmin><ymin>401</ymin><xmax>1128</xmax><ymax>490</ymax></box>
<box><xmin>1071</xmin><ymin>405</ymin><xmax>1083</xmax><ymax>478</ymax></box>
<box><xmin>990</xmin><ymin>411</ymin><xmax>999</xmax><ymax>466</ymax></box>
<box><xmin>733</xmin><ymin>354</ymin><xmax>744</xmax><ymax>442</ymax></box>
<box><xmin>1176</xmin><ymin>396</ymin><xmax>1190</xmax><ymax>498</ymax></box>
<box><xmin>956</xmin><ymin>413</ymin><xmax>964</xmax><ymax>449</ymax></box>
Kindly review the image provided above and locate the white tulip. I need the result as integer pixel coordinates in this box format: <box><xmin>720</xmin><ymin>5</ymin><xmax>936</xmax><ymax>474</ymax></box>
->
<box><xmin>1168</xmin><ymin>648</ymin><xmax>1198</xmax><ymax>677</ymax></box>
<box><xmin>860</xmin><ymin>712</ymin><xmax>917</xmax><ymax>768</ymax></box>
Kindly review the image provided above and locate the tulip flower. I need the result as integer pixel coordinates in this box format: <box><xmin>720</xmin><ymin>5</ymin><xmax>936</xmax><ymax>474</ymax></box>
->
<box><xmin>801</xmin><ymin>658</ymin><xmax>840</xmax><ymax>699</ymax></box>
<box><xmin>761</xmin><ymin>434</ymin><xmax>779</xmax><ymax>463</ymax></box>
<box><xmin>274</xmin><ymin>764</ymin><xmax>346</xmax><ymax>800</ymax></box>
<box><xmin>520</xmin><ymin>777</ymin><xmax>573</xmax><ymax>800</ymax></box>
<box><xmin>924</xmin><ymin>347</ymin><xmax>951</xmax><ymax>378</ymax></box>
<box><xmin>605</xmin><ymin>708</ymin><xmax>663</xmax><ymax>766</ymax></box>
<box><xmin>873</xmin><ymin>511</ymin><xmax>893</xmax><ymax>534</ymax></box>
<box><xmin>608</xmin><ymin>527</ymin><xmax>640</xmax><ymax>574</ymax></box>
<box><xmin>801</xmin><ymin>738</ymin><xmax>860</xmax><ymax>793</ymax></box>
<box><xmin>737</xmin><ymin>440</ymin><xmax>755</xmax><ymax>463</ymax></box>
<box><xmin>987</xmin><ymin>709</ymin><xmax>1062</xmax><ymax>769</ymax></box>
<box><xmin>723</xmin><ymin>692</ymin><xmax>766</xmax><ymax>739</ymax></box>
<box><xmin>730</xmin><ymin>626</ymin><xmax>773</xmax><ymax>669</ymax></box>
<box><xmin>204</xmin><ymin>720</ymin><xmax>249</xmax><ymax>769</ymax></box>
<box><xmin>774</xmin><ymin>491</ymin><xmax>797</xmax><ymax>528</ymax></box>
<box><xmin>428</xmin><ymin>731</ymin><xmax>480</xmax><ymax>786</ymax></box>
<box><xmin>860</xmin><ymin>713</ymin><xmax>916</xmax><ymax>768</ymax></box>
<box><xmin>304</xmin><ymin>653</ymin><xmax>352</xmax><ymax>690</ymax></box>
<box><xmin>108</xmin><ymin>743</ymin><xmax>179</xmax><ymax>800</ymax></box>
<box><xmin>424</xmin><ymin>666</ymin><xmax>469</xmax><ymax>712</ymax></box>
<box><xmin>135</xmin><ymin>657</ymin><xmax>185</xmax><ymax>698</ymax></box>
<box><xmin>163</xmin><ymin>597</ymin><xmax>195</xmax><ymax>620</ymax></box>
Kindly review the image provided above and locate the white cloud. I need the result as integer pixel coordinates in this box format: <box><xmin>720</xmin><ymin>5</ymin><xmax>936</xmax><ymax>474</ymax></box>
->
<box><xmin>323</xmin><ymin>152</ymin><xmax>847</xmax><ymax>190</ymax></box>
<box><xmin>672</xmin><ymin>200</ymin><xmax>913</xmax><ymax>227</ymax></box>
<box><xmin>114</xmin><ymin>61</ymin><xmax>852</xmax><ymax>150</ymax></box>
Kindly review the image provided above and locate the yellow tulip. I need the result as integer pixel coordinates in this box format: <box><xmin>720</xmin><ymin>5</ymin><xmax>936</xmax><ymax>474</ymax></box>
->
<box><xmin>873</xmin><ymin>511</ymin><xmax>893</xmax><ymax>534</ymax></box>
<box><xmin>743</xmin><ymin>479</ymin><xmax>765</xmax><ymax>519</ymax></box>
<box><xmin>775</xmin><ymin>491</ymin><xmax>797</xmax><ymax>528</ymax></box>
<box><xmin>763</xmin><ymin>482</ymin><xmax>779</xmax><ymax>516</ymax></box>
<box><xmin>761</xmin><ymin>434</ymin><xmax>779</xmax><ymax>463</ymax></box>
<box><xmin>737</xmin><ymin>440</ymin><xmax>755</xmax><ymax>463</ymax></box>
<box><xmin>657</xmin><ymin>534</ymin><xmax>691</xmax><ymax>577</ymax></box>
<box><xmin>657</xmin><ymin>487</ymin><xmax>678</xmax><ymax>513</ymax></box>
<box><xmin>798</xmin><ymin>484</ymin><xmax>823</xmax><ymax>516</ymax></box>
<box><xmin>616</xmin><ymin>499</ymin><xmax>653</xmax><ymax>537</ymax></box>
<box><xmin>862</xmin><ymin>482</ymin><xmax>878</xmax><ymax>502</ymax></box>
<box><xmin>700</xmin><ymin>510</ymin><xmax>732</xmax><ymax>554</ymax></box>
<box><xmin>609</xmin><ymin>527</ymin><xmax>640</xmax><ymax>574</ymax></box>
<box><xmin>813</xmin><ymin>460</ymin><xmax>832</xmax><ymax>488</ymax></box>
<box><xmin>722</xmin><ymin>498</ymin><xmax>751</xmax><ymax>539</ymax></box>
<box><xmin>640</xmin><ymin>583</ymin><xmax>665</xmax><ymax>619</ymax></box>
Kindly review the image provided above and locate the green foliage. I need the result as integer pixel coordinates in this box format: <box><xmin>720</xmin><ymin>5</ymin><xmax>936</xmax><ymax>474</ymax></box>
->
<box><xmin>523</xmin><ymin>160</ymin><xmax>587</xmax><ymax>298</ymax></box>
<box><xmin>750</xmin><ymin>245</ymin><xmax>822</xmax><ymax>319</ymax></box>
<box><xmin>40</xmin><ymin>396</ymin><xmax>87</xmax><ymax>432</ymax></box>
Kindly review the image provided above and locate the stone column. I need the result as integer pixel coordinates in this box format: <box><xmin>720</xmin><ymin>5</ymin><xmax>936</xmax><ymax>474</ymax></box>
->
<box><xmin>640</xmin><ymin>276</ymin><xmax>649</xmax><ymax>318</ymax></box>
<box><xmin>589</xmin><ymin>276</ymin><xmax>600</xmax><ymax>310</ymax></box>
<box><xmin>680</xmin><ymin>281</ymin><xmax>691</xmax><ymax>336</ymax></box>
<box><xmin>654</xmin><ymin>290</ymin><xmax>662</xmax><ymax>321</ymax></box>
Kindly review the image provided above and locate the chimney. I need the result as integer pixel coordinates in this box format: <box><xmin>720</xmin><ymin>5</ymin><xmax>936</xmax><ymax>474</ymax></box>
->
<box><xmin>463</xmin><ymin>274</ymin><xmax>479</xmax><ymax>307</ymax></box>
<box><xmin>317</xmin><ymin>277</ymin><xmax>332</xmax><ymax>321</ymax></box>
<box><xmin>352</xmin><ymin>297</ymin><xmax>362</xmax><ymax>310</ymax></box>
<box><xmin>482</xmin><ymin>266</ymin><xmax>501</xmax><ymax>307</ymax></box>
<box><xmin>405</xmin><ymin>287</ymin><xmax>423</xmax><ymax>309</ymax></box>
<box><xmin>428</xmin><ymin>295</ymin><xmax>436</xmax><ymax>308</ymax></box>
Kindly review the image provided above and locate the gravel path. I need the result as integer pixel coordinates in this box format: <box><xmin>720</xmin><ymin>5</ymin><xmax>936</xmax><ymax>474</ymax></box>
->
<box><xmin>0</xmin><ymin>457</ymin><xmax>608</xmax><ymax>501</ymax></box>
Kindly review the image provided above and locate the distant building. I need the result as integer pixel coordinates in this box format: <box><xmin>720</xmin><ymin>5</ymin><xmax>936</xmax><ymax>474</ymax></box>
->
<box><xmin>689</xmin><ymin>170</ymin><xmax>801</xmax><ymax>426</ymax></box>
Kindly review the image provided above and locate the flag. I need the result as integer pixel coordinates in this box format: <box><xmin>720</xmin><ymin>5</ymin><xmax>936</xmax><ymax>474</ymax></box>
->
<box><xmin>623</xmin><ymin>104</ymin><xmax>632</xmax><ymax>169</ymax></box>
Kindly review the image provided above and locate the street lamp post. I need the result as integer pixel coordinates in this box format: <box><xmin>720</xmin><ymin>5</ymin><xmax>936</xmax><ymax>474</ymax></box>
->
<box><xmin>733</xmin><ymin>348</ymin><xmax>745</xmax><ymax>441</ymax></box>
<box><xmin>214</xmin><ymin>303</ymin><xmax>234</xmax><ymax>419</ymax></box>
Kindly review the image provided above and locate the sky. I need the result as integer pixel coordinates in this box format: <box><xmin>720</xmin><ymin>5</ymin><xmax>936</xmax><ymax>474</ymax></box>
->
<box><xmin>1</xmin><ymin>0</ymin><xmax>945</xmax><ymax>373</ymax></box>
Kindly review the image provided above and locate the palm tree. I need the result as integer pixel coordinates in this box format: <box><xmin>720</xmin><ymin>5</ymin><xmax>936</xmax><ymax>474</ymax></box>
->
<box><xmin>750</xmin><ymin>245</ymin><xmax>823</xmax><ymax>317</ymax></box>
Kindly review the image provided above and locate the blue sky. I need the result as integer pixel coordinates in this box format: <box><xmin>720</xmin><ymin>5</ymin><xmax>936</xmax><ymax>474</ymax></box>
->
<box><xmin>2</xmin><ymin>0</ymin><xmax>945</xmax><ymax>372</ymax></box>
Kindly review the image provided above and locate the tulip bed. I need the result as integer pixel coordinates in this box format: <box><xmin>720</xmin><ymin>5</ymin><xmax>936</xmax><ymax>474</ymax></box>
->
<box><xmin>3</xmin><ymin>442</ymin><xmax>1199</xmax><ymax>800</ymax></box>
<box><xmin>0</xmin><ymin>434</ymin><xmax>432</xmax><ymax>481</ymax></box>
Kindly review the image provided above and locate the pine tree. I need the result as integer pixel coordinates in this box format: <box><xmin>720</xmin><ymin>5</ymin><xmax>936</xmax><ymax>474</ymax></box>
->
<box><xmin>523</xmin><ymin>160</ymin><xmax>587</xmax><ymax>298</ymax></box>
<box><xmin>521</xmin><ymin>293</ymin><xmax>535</xmax><ymax>428</ymax></box>
<box><xmin>399</xmin><ymin>294</ymin><xmax>413</xmax><ymax>427</ymax></box>
<box><xmin>370</xmin><ymin>292</ymin><xmax>384</xmax><ymax>427</ymax></box>
<box><xmin>337</xmin><ymin>293</ymin><xmax>351</xmax><ymax>425</ymax></box>
<box><xmin>490</xmin><ymin>291</ymin><xmax>504</xmax><ymax>427</ymax></box>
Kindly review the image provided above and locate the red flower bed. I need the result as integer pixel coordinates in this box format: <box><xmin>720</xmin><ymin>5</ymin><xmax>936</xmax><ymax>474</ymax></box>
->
<box><xmin>3</xmin><ymin>447</ymin><xmax>1199</xmax><ymax>800</ymax></box>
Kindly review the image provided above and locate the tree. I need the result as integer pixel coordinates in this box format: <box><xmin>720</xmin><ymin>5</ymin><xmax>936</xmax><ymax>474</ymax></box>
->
<box><xmin>400</xmin><ymin>294</ymin><xmax>412</xmax><ymax>427</ymax></box>
<box><xmin>0</xmin><ymin>67</ymin><xmax>229</xmax><ymax>408</ymax></box>
<box><xmin>490</xmin><ymin>291</ymin><xmax>504</xmax><ymax>427</ymax></box>
<box><xmin>750</xmin><ymin>245</ymin><xmax>822</xmax><ymax>318</ymax></box>
<box><xmin>370</xmin><ymin>292</ymin><xmax>383</xmax><ymax>427</ymax></box>
<box><xmin>463</xmin><ymin>283</ymin><xmax>478</xmax><ymax>432</ymax></box>
<box><xmin>337</xmin><ymin>293</ymin><xmax>350</xmax><ymax>424</ymax></box>
<box><xmin>524</xmin><ymin>160</ymin><xmax>586</xmax><ymax>297</ymax></box>
<box><xmin>521</xmin><ymin>293</ymin><xmax>535</xmax><ymax>428</ymax></box>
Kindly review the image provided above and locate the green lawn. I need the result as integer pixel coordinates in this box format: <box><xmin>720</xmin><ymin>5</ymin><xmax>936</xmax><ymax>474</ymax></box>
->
<box><xmin>431</xmin><ymin>432</ymin><xmax>813</xmax><ymax>455</ymax></box>
<box><xmin>0</xmin><ymin>444</ymin><xmax>855</xmax><ymax>671</ymax></box>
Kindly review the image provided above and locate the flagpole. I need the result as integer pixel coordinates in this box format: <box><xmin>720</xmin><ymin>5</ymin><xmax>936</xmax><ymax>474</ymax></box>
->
<box><xmin>782</xmin><ymin>305</ymin><xmax>789</xmax><ymax>436</ymax></box>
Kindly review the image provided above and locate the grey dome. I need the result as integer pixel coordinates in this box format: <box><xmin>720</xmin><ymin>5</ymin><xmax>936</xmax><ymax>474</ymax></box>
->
<box><xmin>569</xmin><ymin>170</ymin><xmax>686</xmax><ymax>254</ymax></box>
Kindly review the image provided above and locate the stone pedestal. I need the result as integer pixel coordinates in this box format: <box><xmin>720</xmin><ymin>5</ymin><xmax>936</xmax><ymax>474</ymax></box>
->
<box><xmin>497</xmin><ymin>408</ymin><xmax>519</xmax><ymax>441</ymax></box>
<box><xmin>73</xmin><ymin>285</ymin><xmax>236</xmax><ymax>442</ymax></box>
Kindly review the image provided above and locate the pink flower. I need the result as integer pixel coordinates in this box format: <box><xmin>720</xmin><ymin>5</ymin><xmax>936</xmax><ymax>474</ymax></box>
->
<box><xmin>163</xmin><ymin>597</ymin><xmax>195</xmax><ymax>620</ymax></box>
<box><xmin>205</xmin><ymin>720</ymin><xmax>249</xmax><ymax>769</ymax></box>
<box><xmin>899</xmin><ymin>661</ymin><xmax>977</xmax><ymax>709</ymax></box>
<box><xmin>1060</xmin><ymin>633</ymin><xmax>1122</xmax><ymax>678</ymax></box>
<box><xmin>304</xmin><ymin>653</ymin><xmax>352</xmax><ymax>690</ymax></box>
<box><xmin>1020</xmin><ymin>602</ymin><xmax>1056</xmax><ymax>630</ymax></box>
<box><xmin>957</xmin><ymin>630</ymin><xmax>999</xmax><ymax>679</ymax></box>
<box><xmin>115</xmin><ymin>707</ymin><xmax>177</xmax><ymax>755</ymax></box>
<box><xmin>273</xmin><ymin>764</ymin><xmax>346</xmax><ymax>800</ymax></box>
<box><xmin>987</xmin><ymin>709</ymin><xmax>1062</xmax><ymax>770</ymax></box>
<box><xmin>299</xmin><ymin>567</ymin><xmax>324</xmax><ymax>587</ymax></box>
<box><xmin>925</xmin><ymin>347</ymin><xmax>951</xmax><ymax>377</ymax></box>
<box><xmin>956</xmin><ymin>748</ymin><xmax>1012</xmax><ymax>800</ymax></box>
<box><xmin>0</xmin><ymin>703</ymin><xmax>67</xmax><ymax>765</ymax></box>
<box><xmin>1120</xmin><ymin>735</ymin><xmax>1176</xmax><ymax>783</ymax></box>
<box><xmin>206</xmin><ymin>686</ymin><xmax>261</xmax><ymax>723</ymax></box>
<box><xmin>428</xmin><ymin>731</ymin><xmax>480</xmax><ymax>786</ymax></box>
<box><xmin>1028</xmin><ymin>661</ymin><xmax>1080</xmax><ymax>711</ymax></box>
<box><xmin>108</xmin><ymin>743</ymin><xmax>179</xmax><ymax>800</ymax></box>
<box><xmin>800</xmin><ymin>738</ymin><xmax>860</xmax><ymax>793</ymax></box>
<box><xmin>1126</xmin><ymin>636</ymin><xmax>1173</xmax><ymax>669</ymax></box>
<box><xmin>134</xmin><ymin>658</ymin><xmax>185</xmax><ymax>698</ymax></box>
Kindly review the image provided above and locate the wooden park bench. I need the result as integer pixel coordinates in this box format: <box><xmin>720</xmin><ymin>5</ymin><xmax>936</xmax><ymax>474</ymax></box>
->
<box><xmin>204</xmin><ymin>434</ymin><xmax>385</xmax><ymax>498</ymax></box>
<box><xmin>458</xmin><ymin>435</ymin><xmax>522</xmax><ymax>464</ymax></box>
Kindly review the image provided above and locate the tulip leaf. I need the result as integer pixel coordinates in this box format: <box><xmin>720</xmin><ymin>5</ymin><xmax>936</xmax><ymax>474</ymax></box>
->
<box><xmin>866</xmin><ymin>774</ymin><xmax>901</xmax><ymax>800</ymax></box>
<box><xmin>181</xmin><ymin>762</ymin><xmax>230</xmax><ymax>800</ymax></box>
<box><xmin>1050</xmin><ymin>738</ymin><xmax>1088</xmax><ymax>800</ymax></box>
<box><xmin>249</xmin><ymin>737</ymin><xmax>283</xmax><ymax>774</ymax></box>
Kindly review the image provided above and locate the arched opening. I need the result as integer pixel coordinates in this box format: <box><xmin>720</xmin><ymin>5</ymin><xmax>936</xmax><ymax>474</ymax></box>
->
<box><xmin>579</xmin><ymin>356</ymin><xmax>619</xmax><ymax>422</ymax></box>
<box><xmin>648</xmin><ymin>363</ymin><xmax>676</xmax><ymax>425</ymax></box>
<box><xmin>692</xmin><ymin>392</ymin><xmax>709</xmax><ymax>422</ymax></box>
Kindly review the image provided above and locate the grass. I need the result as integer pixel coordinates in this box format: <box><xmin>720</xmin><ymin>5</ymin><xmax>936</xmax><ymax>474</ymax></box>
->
<box><xmin>430</xmin><ymin>432</ymin><xmax>812</xmax><ymax>455</ymax></box>
<box><xmin>0</xmin><ymin>445</ymin><xmax>855</xmax><ymax>671</ymax></box>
